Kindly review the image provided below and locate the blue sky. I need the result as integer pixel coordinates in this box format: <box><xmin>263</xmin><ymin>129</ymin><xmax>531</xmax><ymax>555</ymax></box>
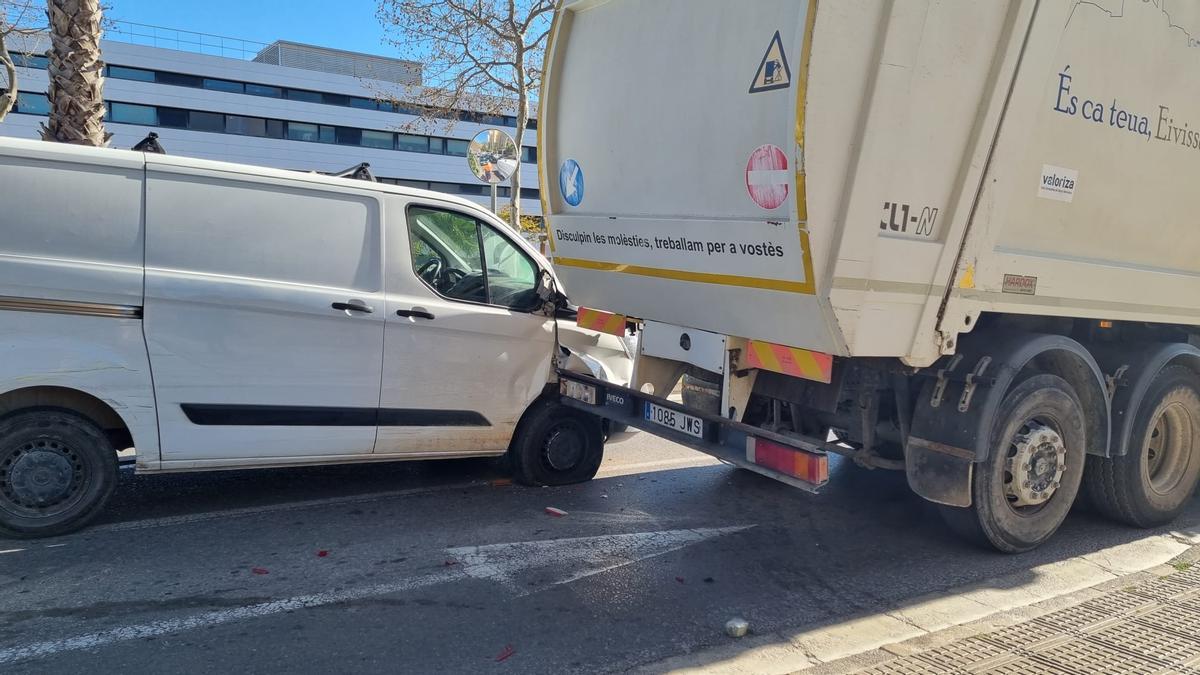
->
<box><xmin>105</xmin><ymin>0</ymin><xmax>394</xmax><ymax>56</ymax></box>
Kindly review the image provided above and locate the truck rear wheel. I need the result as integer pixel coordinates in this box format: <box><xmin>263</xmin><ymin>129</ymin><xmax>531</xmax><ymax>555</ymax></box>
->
<box><xmin>509</xmin><ymin>400</ymin><xmax>605</xmax><ymax>486</ymax></box>
<box><xmin>1086</xmin><ymin>366</ymin><xmax>1200</xmax><ymax>528</ymax></box>
<box><xmin>939</xmin><ymin>374</ymin><xmax>1087</xmax><ymax>553</ymax></box>
<box><xmin>0</xmin><ymin>409</ymin><xmax>118</xmax><ymax>538</ymax></box>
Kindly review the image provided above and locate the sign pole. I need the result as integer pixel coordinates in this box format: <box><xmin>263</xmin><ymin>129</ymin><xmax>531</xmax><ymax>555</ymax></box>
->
<box><xmin>490</xmin><ymin>183</ymin><xmax>498</xmax><ymax>215</ymax></box>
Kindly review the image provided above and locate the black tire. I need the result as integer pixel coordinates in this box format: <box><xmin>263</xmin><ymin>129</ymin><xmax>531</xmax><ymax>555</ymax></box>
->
<box><xmin>509</xmin><ymin>400</ymin><xmax>604</xmax><ymax>486</ymax></box>
<box><xmin>939</xmin><ymin>374</ymin><xmax>1087</xmax><ymax>553</ymax></box>
<box><xmin>1085</xmin><ymin>365</ymin><xmax>1200</xmax><ymax>528</ymax></box>
<box><xmin>0</xmin><ymin>409</ymin><xmax>118</xmax><ymax>538</ymax></box>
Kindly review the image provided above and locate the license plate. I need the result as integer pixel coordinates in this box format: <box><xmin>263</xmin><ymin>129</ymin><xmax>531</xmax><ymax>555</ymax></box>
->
<box><xmin>644</xmin><ymin>402</ymin><xmax>703</xmax><ymax>438</ymax></box>
<box><xmin>560</xmin><ymin>379</ymin><xmax>597</xmax><ymax>405</ymax></box>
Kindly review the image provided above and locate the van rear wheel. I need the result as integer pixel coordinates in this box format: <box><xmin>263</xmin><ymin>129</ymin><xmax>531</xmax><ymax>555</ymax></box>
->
<box><xmin>939</xmin><ymin>374</ymin><xmax>1087</xmax><ymax>553</ymax></box>
<box><xmin>0</xmin><ymin>409</ymin><xmax>117</xmax><ymax>539</ymax></box>
<box><xmin>1086</xmin><ymin>366</ymin><xmax>1200</xmax><ymax>528</ymax></box>
<box><xmin>509</xmin><ymin>400</ymin><xmax>604</xmax><ymax>486</ymax></box>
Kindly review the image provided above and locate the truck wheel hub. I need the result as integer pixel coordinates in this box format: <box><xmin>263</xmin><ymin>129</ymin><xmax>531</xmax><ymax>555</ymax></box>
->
<box><xmin>6</xmin><ymin>444</ymin><xmax>79</xmax><ymax>508</ymax></box>
<box><xmin>1006</xmin><ymin>423</ymin><xmax>1066</xmax><ymax>507</ymax></box>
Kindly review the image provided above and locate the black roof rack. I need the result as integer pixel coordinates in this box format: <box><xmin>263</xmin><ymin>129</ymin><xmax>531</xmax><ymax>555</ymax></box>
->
<box><xmin>313</xmin><ymin>162</ymin><xmax>376</xmax><ymax>182</ymax></box>
<box><xmin>132</xmin><ymin>132</ymin><xmax>165</xmax><ymax>154</ymax></box>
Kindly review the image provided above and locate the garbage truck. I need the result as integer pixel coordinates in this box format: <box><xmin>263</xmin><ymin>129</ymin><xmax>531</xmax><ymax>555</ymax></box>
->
<box><xmin>542</xmin><ymin>0</ymin><xmax>1200</xmax><ymax>552</ymax></box>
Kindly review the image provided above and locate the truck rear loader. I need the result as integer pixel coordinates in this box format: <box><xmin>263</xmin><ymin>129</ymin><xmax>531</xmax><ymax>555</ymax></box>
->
<box><xmin>542</xmin><ymin>0</ymin><xmax>1200</xmax><ymax>551</ymax></box>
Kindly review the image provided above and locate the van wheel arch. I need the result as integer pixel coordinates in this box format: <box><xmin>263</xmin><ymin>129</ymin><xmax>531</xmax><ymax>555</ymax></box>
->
<box><xmin>0</xmin><ymin>386</ymin><xmax>133</xmax><ymax>451</ymax></box>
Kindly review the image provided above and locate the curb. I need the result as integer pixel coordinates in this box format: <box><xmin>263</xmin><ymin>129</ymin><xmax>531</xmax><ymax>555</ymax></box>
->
<box><xmin>642</xmin><ymin>525</ymin><xmax>1200</xmax><ymax>674</ymax></box>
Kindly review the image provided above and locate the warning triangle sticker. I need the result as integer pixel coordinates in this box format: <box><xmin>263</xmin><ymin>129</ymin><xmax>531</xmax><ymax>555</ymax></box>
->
<box><xmin>748</xmin><ymin>30</ymin><xmax>792</xmax><ymax>94</ymax></box>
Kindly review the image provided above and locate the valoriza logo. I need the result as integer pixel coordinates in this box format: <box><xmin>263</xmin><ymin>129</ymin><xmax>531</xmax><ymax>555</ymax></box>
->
<box><xmin>1038</xmin><ymin>164</ymin><xmax>1079</xmax><ymax>203</ymax></box>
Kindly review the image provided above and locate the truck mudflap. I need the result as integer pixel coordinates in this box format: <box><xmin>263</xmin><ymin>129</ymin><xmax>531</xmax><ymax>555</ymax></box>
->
<box><xmin>557</xmin><ymin>369</ymin><xmax>832</xmax><ymax>492</ymax></box>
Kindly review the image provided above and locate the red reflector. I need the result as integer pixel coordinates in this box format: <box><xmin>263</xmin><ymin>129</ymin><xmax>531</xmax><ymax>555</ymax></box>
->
<box><xmin>746</xmin><ymin>437</ymin><xmax>828</xmax><ymax>485</ymax></box>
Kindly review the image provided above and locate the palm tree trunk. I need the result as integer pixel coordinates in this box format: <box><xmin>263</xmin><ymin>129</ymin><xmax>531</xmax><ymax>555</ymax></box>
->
<box><xmin>41</xmin><ymin>0</ymin><xmax>110</xmax><ymax>146</ymax></box>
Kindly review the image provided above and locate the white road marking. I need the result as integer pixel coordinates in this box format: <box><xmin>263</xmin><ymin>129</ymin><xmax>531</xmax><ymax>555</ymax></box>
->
<box><xmin>44</xmin><ymin>544</ymin><xmax>67</xmax><ymax>549</ymax></box>
<box><xmin>451</xmin><ymin>526</ymin><xmax>754</xmax><ymax>596</ymax></box>
<box><xmin>0</xmin><ymin>571</ymin><xmax>456</xmax><ymax>665</ymax></box>
<box><xmin>0</xmin><ymin>548</ymin><xmax>25</xmax><ymax>555</ymax></box>
<box><xmin>0</xmin><ymin>526</ymin><xmax>753</xmax><ymax>665</ymax></box>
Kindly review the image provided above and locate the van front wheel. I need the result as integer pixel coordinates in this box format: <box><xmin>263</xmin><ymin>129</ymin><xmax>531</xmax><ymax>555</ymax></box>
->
<box><xmin>0</xmin><ymin>409</ymin><xmax>118</xmax><ymax>538</ymax></box>
<box><xmin>509</xmin><ymin>401</ymin><xmax>604</xmax><ymax>486</ymax></box>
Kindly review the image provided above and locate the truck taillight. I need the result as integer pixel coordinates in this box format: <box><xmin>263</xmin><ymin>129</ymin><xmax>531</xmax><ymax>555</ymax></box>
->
<box><xmin>746</xmin><ymin>437</ymin><xmax>828</xmax><ymax>485</ymax></box>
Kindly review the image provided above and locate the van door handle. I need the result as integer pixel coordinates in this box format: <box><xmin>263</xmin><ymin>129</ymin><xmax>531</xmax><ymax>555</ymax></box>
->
<box><xmin>332</xmin><ymin>300</ymin><xmax>373</xmax><ymax>314</ymax></box>
<box><xmin>396</xmin><ymin>307</ymin><xmax>435</xmax><ymax>320</ymax></box>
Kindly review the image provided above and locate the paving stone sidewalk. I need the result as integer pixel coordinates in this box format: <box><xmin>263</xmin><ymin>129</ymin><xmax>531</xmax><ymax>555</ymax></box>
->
<box><xmin>853</xmin><ymin>563</ymin><xmax>1200</xmax><ymax>674</ymax></box>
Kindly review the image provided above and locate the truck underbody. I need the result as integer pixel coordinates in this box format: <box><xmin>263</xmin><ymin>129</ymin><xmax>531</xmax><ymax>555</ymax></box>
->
<box><xmin>562</xmin><ymin>313</ymin><xmax>1200</xmax><ymax>552</ymax></box>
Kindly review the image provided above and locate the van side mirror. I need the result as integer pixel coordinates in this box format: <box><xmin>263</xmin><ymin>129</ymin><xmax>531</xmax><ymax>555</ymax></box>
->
<box><xmin>536</xmin><ymin>269</ymin><xmax>568</xmax><ymax>308</ymax></box>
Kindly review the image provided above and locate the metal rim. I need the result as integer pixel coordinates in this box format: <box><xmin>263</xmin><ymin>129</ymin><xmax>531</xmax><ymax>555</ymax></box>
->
<box><xmin>1144</xmin><ymin>401</ymin><xmax>1194</xmax><ymax>496</ymax></box>
<box><xmin>0</xmin><ymin>437</ymin><xmax>87</xmax><ymax>519</ymax></box>
<box><xmin>1003</xmin><ymin>418</ymin><xmax>1067</xmax><ymax>515</ymax></box>
<box><xmin>541</xmin><ymin>420</ymin><xmax>587</xmax><ymax>473</ymax></box>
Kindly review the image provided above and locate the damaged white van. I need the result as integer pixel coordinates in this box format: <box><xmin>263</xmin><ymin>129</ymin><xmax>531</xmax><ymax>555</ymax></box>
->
<box><xmin>0</xmin><ymin>137</ymin><xmax>628</xmax><ymax>538</ymax></box>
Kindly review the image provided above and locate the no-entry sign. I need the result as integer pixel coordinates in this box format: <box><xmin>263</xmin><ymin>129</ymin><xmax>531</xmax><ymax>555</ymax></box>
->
<box><xmin>745</xmin><ymin>144</ymin><xmax>789</xmax><ymax>210</ymax></box>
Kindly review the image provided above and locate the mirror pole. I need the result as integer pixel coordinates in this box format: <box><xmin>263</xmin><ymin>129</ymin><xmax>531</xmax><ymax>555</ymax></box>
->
<box><xmin>490</xmin><ymin>183</ymin><xmax>498</xmax><ymax>216</ymax></box>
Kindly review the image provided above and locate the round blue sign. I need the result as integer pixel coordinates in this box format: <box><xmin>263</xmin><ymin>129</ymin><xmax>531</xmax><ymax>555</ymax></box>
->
<box><xmin>559</xmin><ymin>159</ymin><xmax>584</xmax><ymax>207</ymax></box>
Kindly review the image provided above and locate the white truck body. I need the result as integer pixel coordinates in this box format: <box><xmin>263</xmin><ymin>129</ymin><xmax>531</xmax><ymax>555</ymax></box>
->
<box><xmin>544</xmin><ymin>0</ymin><xmax>1200</xmax><ymax>552</ymax></box>
<box><xmin>542</xmin><ymin>0</ymin><xmax>1200</xmax><ymax>367</ymax></box>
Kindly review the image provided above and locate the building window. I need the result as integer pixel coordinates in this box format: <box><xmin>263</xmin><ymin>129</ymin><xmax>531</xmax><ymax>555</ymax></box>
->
<box><xmin>287</xmin><ymin>122</ymin><xmax>319</xmax><ymax>142</ymax></box>
<box><xmin>13</xmin><ymin>53</ymin><xmax>48</xmax><ymax>69</ymax></box>
<box><xmin>110</xmin><ymin>102</ymin><xmax>157</xmax><ymax>125</ymax></box>
<box><xmin>156</xmin><ymin>71</ymin><xmax>202</xmax><ymax>88</ymax></box>
<box><xmin>203</xmin><ymin>78</ymin><xmax>244</xmax><ymax>94</ymax></box>
<box><xmin>158</xmin><ymin>107</ymin><xmax>189</xmax><ymax>128</ymax></box>
<box><xmin>108</xmin><ymin>65</ymin><xmax>155</xmax><ymax>82</ymax></box>
<box><xmin>361</xmin><ymin>129</ymin><xmax>394</xmax><ymax>150</ymax></box>
<box><xmin>397</xmin><ymin>134</ymin><xmax>428</xmax><ymax>153</ymax></box>
<box><xmin>226</xmin><ymin>115</ymin><xmax>267</xmax><ymax>137</ymax></box>
<box><xmin>322</xmin><ymin>93</ymin><xmax>350</xmax><ymax>107</ymax></box>
<box><xmin>395</xmin><ymin>179</ymin><xmax>430</xmax><ymax>190</ymax></box>
<box><xmin>350</xmin><ymin>97</ymin><xmax>378</xmax><ymax>110</ymax></box>
<box><xmin>266</xmin><ymin>119</ymin><xmax>284</xmax><ymax>139</ymax></box>
<box><xmin>334</xmin><ymin>127</ymin><xmax>361</xmax><ymax>145</ymax></box>
<box><xmin>287</xmin><ymin>89</ymin><xmax>323</xmax><ymax>104</ymax></box>
<box><xmin>444</xmin><ymin>139</ymin><xmax>469</xmax><ymax>157</ymax></box>
<box><xmin>520</xmin><ymin>188</ymin><xmax>540</xmax><ymax>200</ymax></box>
<box><xmin>14</xmin><ymin>92</ymin><xmax>50</xmax><ymax>115</ymax></box>
<box><xmin>245</xmin><ymin>83</ymin><xmax>283</xmax><ymax>98</ymax></box>
<box><xmin>188</xmin><ymin>110</ymin><xmax>225</xmax><ymax>132</ymax></box>
<box><xmin>455</xmin><ymin>183</ymin><xmax>489</xmax><ymax>196</ymax></box>
<box><xmin>521</xmin><ymin>146</ymin><xmax>537</xmax><ymax>164</ymax></box>
<box><xmin>319</xmin><ymin>125</ymin><xmax>336</xmax><ymax>143</ymax></box>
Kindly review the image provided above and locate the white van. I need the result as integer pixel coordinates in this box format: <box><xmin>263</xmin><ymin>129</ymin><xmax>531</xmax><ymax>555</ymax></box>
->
<box><xmin>0</xmin><ymin>137</ymin><xmax>629</xmax><ymax>538</ymax></box>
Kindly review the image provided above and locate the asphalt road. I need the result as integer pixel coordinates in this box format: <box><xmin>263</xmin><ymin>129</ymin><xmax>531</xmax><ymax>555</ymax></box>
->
<box><xmin>2</xmin><ymin>433</ymin><xmax>1199</xmax><ymax>674</ymax></box>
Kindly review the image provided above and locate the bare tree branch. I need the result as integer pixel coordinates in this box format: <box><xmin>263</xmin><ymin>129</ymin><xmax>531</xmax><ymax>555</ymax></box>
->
<box><xmin>376</xmin><ymin>0</ymin><xmax>555</xmax><ymax>228</ymax></box>
<box><xmin>0</xmin><ymin>32</ymin><xmax>16</xmax><ymax>121</ymax></box>
<box><xmin>0</xmin><ymin>0</ymin><xmax>44</xmax><ymax>123</ymax></box>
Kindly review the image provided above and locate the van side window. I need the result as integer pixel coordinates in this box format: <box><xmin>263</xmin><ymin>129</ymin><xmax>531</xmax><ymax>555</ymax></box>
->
<box><xmin>406</xmin><ymin>206</ymin><xmax>540</xmax><ymax>310</ymax></box>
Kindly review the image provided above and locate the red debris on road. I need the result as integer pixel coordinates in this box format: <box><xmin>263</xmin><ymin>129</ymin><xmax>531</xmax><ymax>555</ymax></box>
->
<box><xmin>251</xmin><ymin>567</ymin><xmax>269</xmax><ymax>575</ymax></box>
<box><xmin>495</xmin><ymin>644</ymin><xmax>515</xmax><ymax>662</ymax></box>
<box><xmin>316</xmin><ymin>550</ymin><xmax>329</xmax><ymax>558</ymax></box>
<box><xmin>545</xmin><ymin>507</ymin><xmax>568</xmax><ymax>517</ymax></box>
